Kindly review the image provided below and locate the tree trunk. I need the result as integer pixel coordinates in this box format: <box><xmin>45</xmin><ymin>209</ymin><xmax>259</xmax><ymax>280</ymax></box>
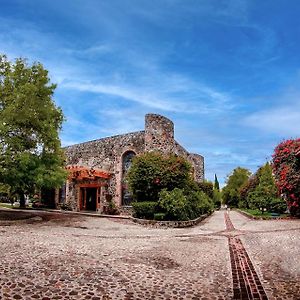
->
<box><xmin>19</xmin><ymin>192</ymin><xmax>26</xmax><ymax>208</ymax></box>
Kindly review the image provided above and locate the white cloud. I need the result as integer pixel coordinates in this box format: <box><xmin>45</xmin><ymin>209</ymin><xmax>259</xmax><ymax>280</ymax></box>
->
<box><xmin>61</xmin><ymin>78</ymin><xmax>234</xmax><ymax>115</ymax></box>
<box><xmin>244</xmin><ymin>106</ymin><xmax>300</xmax><ymax>137</ymax></box>
<box><xmin>62</xmin><ymin>81</ymin><xmax>184</xmax><ymax>111</ymax></box>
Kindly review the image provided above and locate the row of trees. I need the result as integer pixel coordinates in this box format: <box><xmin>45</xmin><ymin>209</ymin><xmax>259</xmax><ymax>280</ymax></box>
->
<box><xmin>126</xmin><ymin>152</ymin><xmax>218</xmax><ymax>221</ymax></box>
<box><xmin>223</xmin><ymin>163</ymin><xmax>286</xmax><ymax>214</ymax></box>
<box><xmin>222</xmin><ymin>138</ymin><xmax>300</xmax><ymax>216</ymax></box>
<box><xmin>0</xmin><ymin>55</ymin><xmax>67</xmax><ymax>207</ymax></box>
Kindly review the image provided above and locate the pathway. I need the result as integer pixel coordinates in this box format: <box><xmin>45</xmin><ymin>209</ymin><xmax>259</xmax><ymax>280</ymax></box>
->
<box><xmin>224</xmin><ymin>212</ymin><xmax>268</xmax><ymax>299</ymax></box>
<box><xmin>0</xmin><ymin>209</ymin><xmax>299</xmax><ymax>299</ymax></box>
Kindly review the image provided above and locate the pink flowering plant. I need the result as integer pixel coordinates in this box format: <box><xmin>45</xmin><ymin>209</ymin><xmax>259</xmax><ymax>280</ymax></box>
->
<box><xmin>272</xmin><ymin>139</ymin><xmax>300</xmax><ymax>216</ymax></box>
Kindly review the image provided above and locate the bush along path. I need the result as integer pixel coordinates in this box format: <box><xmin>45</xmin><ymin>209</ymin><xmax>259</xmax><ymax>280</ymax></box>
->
<box><xmin>224</xmin><ymin>212</ymin><xmax>268</xmax><ymax>300</ymax></box>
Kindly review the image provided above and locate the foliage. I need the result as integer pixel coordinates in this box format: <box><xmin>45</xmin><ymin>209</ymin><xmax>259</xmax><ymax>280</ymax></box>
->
<box><xmin>238</xmin><ymin>163</ymin><xmax>286</xmax><ymax>214</ymax></box>
<box><xmin>214</xmin><ymin>174</ymin><xmax>220</xmax><ymax>191</ymax></box>
<box><xmin>153</xmin><ymin>212</ymin><xmax>166</xmax><ymax>221</ymax></box>
<box><xmin>158</xmin><ymin>188</ymin><xmax>213</xmax><ymax>221</ymax></box>
<box><xmin>0</xmin><ymin>54</ymin><xmax>67</xmax><ymax>207</ymax></box>
<box><xmin>187</xmin><ymin>190</ymin><xmax>214</xmax><ymax>216</ymax></box>
<box><xmin>213</xmin><ymin>189</ymin><xmax>222</xmax><ymax>208</ymax></box>
<box><xmin>106</xmin><ymin>199</ymin><xmax>119</xmax><ymax>215</ymax></box>
<box><xmin>268</xmin><ymin>198</ymin><xmax>287</xmax><ymax>214</ymax></box>
<box><xmin>272</xmin><ymin>139</ymin><xmax>300</xmax><ymax>216</ymax></box>
<box><xmin>197</xmin><ymin>181</ymin><xmax>213</xmax><ymax>199</ymax></box>
<box><xmin>158</xmin><ymin>188</ymin><xmax>189</xmax><ymax>220</ymax></box>
<box><xmin>247</xmin><ymin>163</ymin><xmax>279</xmax><ymax>213</ymax></box>
<box><xmin>131</xmin><ymin>201</ymin><xmax>157</xmax><ymax>219</ymax></box>
<box><xmin>222</xmin><ymin>167</ymin><xmax>251</xmax><ymax>207</ymax></box>
<box><xmin>212</xmin><ymin>174</ymin><xmax>221</xmax><ymax>208</ymax></box>
<box><xmin>127</xmin><ymin>152</ymin><xmax>192</xmax><ymax>202</ymax></box>
<box><xmin>239</xmin><ymin>174</ymin><xmax>259</xmax><ymax>208</ymax></box>
<box><xmin>0</xmin><ymin>182</ymin><xmax>10</xmax><ymax>194</ymax></box>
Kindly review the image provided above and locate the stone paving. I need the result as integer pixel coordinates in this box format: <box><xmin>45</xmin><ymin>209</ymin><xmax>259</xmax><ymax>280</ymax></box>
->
<box><xmin>0</xmin><ymin>209</ymin><xmax>299</xmax><ymax>299</ymax></box>
<box><xmin>224</xmin><ymin>212</ymin><xmax>268</xmax><ymax>300</ymax></box>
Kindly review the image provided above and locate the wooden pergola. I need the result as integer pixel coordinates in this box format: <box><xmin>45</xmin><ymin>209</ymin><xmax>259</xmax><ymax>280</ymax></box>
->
<box><xmin>66</xmin><ymin>165</ymin><xmax>111</xmax><ymax>180</ymax></box>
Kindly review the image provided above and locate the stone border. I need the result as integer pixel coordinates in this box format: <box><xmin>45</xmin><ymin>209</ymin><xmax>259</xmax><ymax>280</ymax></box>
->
<box><xmin>131</xmin><ymin>212</ymin><xmax>212</xmax><ymax>228</ymax></box>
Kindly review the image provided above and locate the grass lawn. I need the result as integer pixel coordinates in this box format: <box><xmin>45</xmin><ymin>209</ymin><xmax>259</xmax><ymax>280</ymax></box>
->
<box><xmin>0</xmin><ymin>203</ymin><xmax>15</xmax><ymax>209</ymax></box>
<box><xmin>239</xmin><ymin>208</ymin><xmax>289</xmax><ymax>219</ymax></box>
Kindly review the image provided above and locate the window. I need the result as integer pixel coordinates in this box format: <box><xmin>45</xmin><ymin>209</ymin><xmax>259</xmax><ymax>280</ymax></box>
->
<box><xmin>121</xmin><ymin>151</ymin><xmax>136</xmax><ymax>206</ymax></box>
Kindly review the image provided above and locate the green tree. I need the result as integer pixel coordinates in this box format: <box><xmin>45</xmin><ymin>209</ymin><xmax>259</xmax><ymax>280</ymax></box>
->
<box><xmin>247</xmin><ymin>163</ymin><xmax>282</xmax><ymax>213</ymax></box>
<box><xmin>213</xmin><ymin>189</ymin><xmax>222</xmax><ymax>208</ymax></box>
<box><xmin>222</xmin><ymin>167</ymin><xmax>251</xmax><ymax>207</ymax></box>
<box><xmin>197</xmin><ymin>180</ymin><xmax>213</xmax><ymax>199</ymax></box>
<box><xmin>0</xmin><ymin>54</ymin><xmax>67</xmax><ymax>207</ymax></box>
<box><xmin>127</xmin><ymin>152</ymin><xmax>192</xmax><ymax>202</ymax></box>
<box><xmin>214</xmin><ymin>174</ymin><xmax>220</xmax><ymax>191</ymax></box>
<box><xmin>212</xmin><ymin>174</ymin><xmax>221</xmax><ymax>208</ymax></box>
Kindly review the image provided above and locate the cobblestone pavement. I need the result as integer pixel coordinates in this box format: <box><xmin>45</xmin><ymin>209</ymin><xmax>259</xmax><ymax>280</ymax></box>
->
<box><xmin>0</xmin><ymin>209</ymin><xmax>299</xmax><ymax>299</ymax></box>
<box><xmin>224</xmin><ymin>213</ymin><xmax>268</xmax><ymax>300</ymax></box>
<box><xmin>229</xmin><ymin>211</ymin><xmax>300</xmax><ymax>300</ymax></box>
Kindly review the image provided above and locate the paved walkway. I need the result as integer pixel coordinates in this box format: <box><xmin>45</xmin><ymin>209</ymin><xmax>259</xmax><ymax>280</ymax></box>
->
<box><xmin>0</xmin><ymin>209</ymin><xmax>299</xmax><ymax>299</ymax></box>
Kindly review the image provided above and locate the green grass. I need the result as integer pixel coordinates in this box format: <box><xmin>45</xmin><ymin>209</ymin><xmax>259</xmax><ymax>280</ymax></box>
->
<box><xmin>0</xmin><ymin>203</ymin><xmax>35</xmax><ymax>209</ymax></box>
<box><xmin>0</xmin><ymin>203</ymin><xmax>15</xmax><ymax>209</ymax></box>
<box><xmin>239</xmin><ymin>208</ymin><xmax>289</xmax><ymax>219</ymax></box>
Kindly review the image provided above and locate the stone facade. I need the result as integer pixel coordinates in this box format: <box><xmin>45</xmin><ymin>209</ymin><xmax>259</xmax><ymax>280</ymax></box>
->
<box><xmin>61</xmin><ymin>114</ymin><xmax>204</xmax><ymax>212</ymax></box>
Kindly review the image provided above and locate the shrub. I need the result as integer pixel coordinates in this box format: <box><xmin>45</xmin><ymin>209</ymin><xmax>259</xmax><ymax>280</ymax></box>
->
<box><xmin>158</xmin><ymin>188</ymin><xmax>189</xmax><ymax>221</ymax></box>
<box><xmin>193</xmin><ymin>191</ymin><xmax>214</xmax><ymax>215</ymax></box>
<box><xmin>247</xmin><ymin>193</ymin><xmax>268</xmax><ymax>212</ymax></box>
<box><xmin>106</xmin><ymin>200</ymin><xmax>119</xmax><ymax>215</ymax></box>
<box><xmin>272</xmin><ymin>139</ymin><xmax>300</xmax><ymax>216</ymax></box>
<box><xmin>131</xmin><ymin>201</ymin><xmax>157</xmax><ymax>219</ymax></box>
<box><xmin>268</xmin><ymin>198</ymin><xmax>287</xmax><ymax>214</ymax></box>
<box><xmin>197</xmin><ymin>181</ymin><xmax>213</xmax><ymax>199</ymax></box>
<box><xmin>127</xmin><ymin>152</ymin><xmax>192</xmax><ymax>202</ymax></box>
<box><xmin>60</xmin><ymin>202</ymin><xmax>72</xmax><ymax>211</ymax></box>
<box><xmin>153</xmin><ymin>213</ymin><xmax>166</xmax><ymax>221</ymax></box>
<box><xmin>158</xmin><ymin>189</ymin><xmax>214</xmax><ymax>221</ymax></box>
<box><xmin>213</xmin><ymin>189</ymin><xmax>221</xmax><ymax>208</ymax></box>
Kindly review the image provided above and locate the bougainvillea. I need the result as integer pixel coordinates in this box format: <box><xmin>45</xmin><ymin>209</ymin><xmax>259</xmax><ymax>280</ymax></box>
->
<box><xmin>272</xmin><ymin>139</ymin><xmax>300</xmax><ymax>215</ymax></box>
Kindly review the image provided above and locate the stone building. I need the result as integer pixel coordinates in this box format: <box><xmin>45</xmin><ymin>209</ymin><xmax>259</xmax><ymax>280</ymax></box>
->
<box><xmin>58</xmin><ymin>114</ymin><xmax>204</xmax><ymax>212</ymax></box>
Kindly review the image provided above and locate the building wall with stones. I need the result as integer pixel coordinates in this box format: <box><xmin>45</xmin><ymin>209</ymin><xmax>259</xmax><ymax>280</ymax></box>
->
<box><xmin>63</xmin><ymin>114</ymin><xmax>204</xmax><ymax>212</ymax></box>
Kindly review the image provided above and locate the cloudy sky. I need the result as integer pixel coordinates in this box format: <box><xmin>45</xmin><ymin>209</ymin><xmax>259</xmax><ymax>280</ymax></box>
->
<box><xmin>1</xmin><ymin>0</ymin><xmax>299</xmax><ymax>185</ymax></box>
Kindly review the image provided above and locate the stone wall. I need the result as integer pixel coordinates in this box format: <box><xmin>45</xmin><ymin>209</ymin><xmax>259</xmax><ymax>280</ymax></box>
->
<box><xmin>64</xmin><ymin>131</ymin><xmax>145</xmax><ymax>208</ymax></box>
<box><xmin>145</xmin><ymin>114</ymin><xmax>174</xmax><ymax>153</ymax></box>
<box><xmin>173</xmin><ymin>141</ymin><xmax>204</xmax><ymax>183</ymax></box>
<box><xmin>189</xmin><ymin>153</ymin><xmax>205</xmax><ymax>182</ymax></box>
<box><xmin>64</xmin><ymin>131</ymin><xmax>145</xmax><ymax>172</ymax></box>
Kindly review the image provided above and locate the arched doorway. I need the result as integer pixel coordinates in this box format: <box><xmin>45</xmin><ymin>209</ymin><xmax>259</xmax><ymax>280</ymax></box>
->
<box><xmin>121</xmin><ymin>151</ymin><xmax>136</xmax><ymax>206</ymax></box>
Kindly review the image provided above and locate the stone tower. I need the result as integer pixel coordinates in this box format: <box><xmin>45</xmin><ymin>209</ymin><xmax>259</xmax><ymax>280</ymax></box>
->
<box><xmin>144</xmin><ymin>113</ymin><xmax>175</xmax><ymax>153</ymax></box>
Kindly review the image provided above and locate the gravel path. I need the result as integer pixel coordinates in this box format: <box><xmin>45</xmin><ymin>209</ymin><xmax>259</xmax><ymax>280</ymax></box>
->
<box><xmin>0</xmin><ymin>209</ymin><xmax>299</xmax><ymax>299</ymax></box>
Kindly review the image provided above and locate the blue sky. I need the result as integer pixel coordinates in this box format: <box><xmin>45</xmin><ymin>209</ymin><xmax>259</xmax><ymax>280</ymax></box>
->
<box><xmin>1</xmin><ymin>0</ymin><xmax>300</xmax><ymax>186</ymax></box>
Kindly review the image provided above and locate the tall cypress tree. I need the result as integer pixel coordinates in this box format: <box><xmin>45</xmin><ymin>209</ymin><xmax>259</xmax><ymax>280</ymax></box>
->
<box><xmin>214</xmin><ymin>174</ymin><xmax>220</xmax><ymax>191</ymax></box>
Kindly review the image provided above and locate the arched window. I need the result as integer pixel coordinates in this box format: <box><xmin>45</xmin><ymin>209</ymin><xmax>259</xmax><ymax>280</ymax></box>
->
<box><xmin>121</xmin><ymin>151</ymin><xmax>136</xmax><ymax>206</ymax></box>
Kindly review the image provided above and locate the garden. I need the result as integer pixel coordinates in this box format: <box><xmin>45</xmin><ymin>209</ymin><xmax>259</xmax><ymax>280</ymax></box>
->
<box><xmin>126</xmin><ymin>152</ymin><xmax>219</xmax><ymax>221</ymax></box>
<box><xmin>222</xmin><ymin>138</ymin><xmax>300</xmax><ymax>218</ymax></box>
